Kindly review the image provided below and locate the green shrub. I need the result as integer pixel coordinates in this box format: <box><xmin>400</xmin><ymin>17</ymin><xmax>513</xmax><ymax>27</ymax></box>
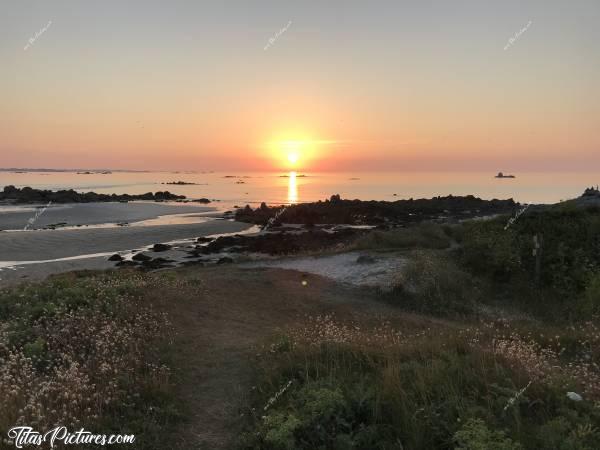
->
<box><xmin>354</xmin><ymin>223</ymin><xmax>452</xmax><ymax>251</ymax></box>
<box><xmin>537</xmin><ymin>417</ymin><xmax>600</xmax><ymax>450</ymax></box>
<box><xmin>459</xmin><ymin>221</ymin><xmax>522</xmax><ymax>281</ymax></box>
<box><xmin>454</xmin><ymin>418</ymin><xmax>522</xmax><ymax>450</ymax></box>
<box><xmin>241</xmin><ymin>320</ymin><xmax>600</xmax><ymax>450</ymax></box>
<box><xmin>579</xmin><ymin>272</ymin><xmax>600</xmax><ymax>316</ymax></box>
<box><xmin>395</xmin><ymin>250</ymin><xmax>480</xmax><ymax>316</ymax></box>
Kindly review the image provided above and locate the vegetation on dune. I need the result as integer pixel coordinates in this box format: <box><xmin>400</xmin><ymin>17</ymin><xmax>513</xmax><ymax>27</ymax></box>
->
<box><xmin>239</xmin><ymin>205</ymin><xmax>600</xmax><ymax>449</ymax></box>
<box><xmin>0</xmin><ymin>272</ymin><xmax>180</xmax><ymax>449</ymax></box>
<box><xmin>456</xmin><ymin>205</ymin><xmax>600</xmax><ymax>319</ymax></box>
<box><xmin>352</xmin><ymin>222</ymin><xmax>454</xmax><ymax>251</ymax></box>
<box><xmin>392</xmin><ymin>250</ymin><xmax>482</xmax><ymax>316</ymax></box>
<box><xmin>240</xmin><ymin>316</ymin><xmax>600</xmax><ymax>450</ymax></box>
<box><xmin>350</xmin><ymin>205</ymin><xmax>600</xmax><ymax>320</ymax></box>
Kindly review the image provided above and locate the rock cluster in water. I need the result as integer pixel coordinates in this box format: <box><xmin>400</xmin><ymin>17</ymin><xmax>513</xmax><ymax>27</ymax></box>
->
<box><xmin>0</xmin><ymin>185</ymin><xmax>186</xmax><ymax>204</ymax></box>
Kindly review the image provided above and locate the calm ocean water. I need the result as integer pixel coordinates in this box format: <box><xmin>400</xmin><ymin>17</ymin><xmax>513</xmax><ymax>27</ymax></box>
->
<box><xmin>1</xmin><ymin>171</ymin><xmax>598</xmax><ymax>208</ymax></box>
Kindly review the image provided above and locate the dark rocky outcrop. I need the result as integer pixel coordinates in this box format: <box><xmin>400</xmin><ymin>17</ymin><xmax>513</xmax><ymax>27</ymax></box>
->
<box><xmin>152</xmin><ymin>243</ymin><xmax>172</xmax><ymax>252</ymax></box>
<box><xmin>235</xmin><ymin>194</ymin><xmax>517</xmax><ymax>226</ymax></box>
<box><xmin>115</xmin><ymin>260</ymin><xmax>137</xmax><ymax>267</ymax></box>
<box><xmin>0</xmin><ymin>185</ymin><xmax>185</xmax><ymax>204</ymax></box>
<box><xmin>140</xmin><ymin>257</ymin><xmax>175</xmax><ymax>269</ymax></box>
<box><xmin>132</xmin><ymin>253</ymin><xmax>152</xmax><ymax>262</ymax></box>
<box><xmin>216</xmin><ymin>257</ymin><xmax>234</xmax><ymax>264</ymax></box>
<box><xmin>188</xmin><ymin>228</ymin><xmax>365</xmax><ymax>257</ymax></box>
<box><xmin>356</xmin><ymin>254</ymin><xmax>376</xmax><ymax>264</ymax></box>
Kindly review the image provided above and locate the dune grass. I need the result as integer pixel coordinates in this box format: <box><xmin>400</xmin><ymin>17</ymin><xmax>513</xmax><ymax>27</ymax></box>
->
<box><xmin>240</xmin><ymin>316</ymin><xmax>600</xmax><ymax>450</ymax></box>
<box><xmin>352</xmin><ymin>223</ymin><xmax>454</xmax><ymax>251</ymax></box>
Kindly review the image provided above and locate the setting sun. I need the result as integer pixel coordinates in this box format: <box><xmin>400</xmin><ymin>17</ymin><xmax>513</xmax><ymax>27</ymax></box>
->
<box><xmin>287</xmin><ymin>151</ymin><xmax>299</xmax><ymax>165</ymax></box>
<box><xmin>283</xmin><ymin>140</ymin><xmax>302</xmax><ymax>166</ymax></box>
<box><xmin>264</xmin><ymin>134</ymin><xmax>327</xmax><ymax>170</ymax></box>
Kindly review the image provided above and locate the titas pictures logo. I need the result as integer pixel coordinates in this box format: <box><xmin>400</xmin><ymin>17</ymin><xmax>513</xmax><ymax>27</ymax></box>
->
<box><xmin>6</xmin><ymin>426</ymin><xmax>135</xmax><ymax>448</ymax></box>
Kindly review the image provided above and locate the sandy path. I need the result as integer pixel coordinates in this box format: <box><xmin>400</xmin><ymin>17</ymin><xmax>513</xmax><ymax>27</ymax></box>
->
<box><xmin>243</xmin><ymin>251</ymin><xmax>408</xmax><ymax>289</ymax></box>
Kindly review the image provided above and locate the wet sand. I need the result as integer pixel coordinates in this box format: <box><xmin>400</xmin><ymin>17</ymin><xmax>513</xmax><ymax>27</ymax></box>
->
<box><xmin>0</xmin><ymin>220</ymin><xmax>252</xmax><ymax>285</ymax></box>
<box><xmin>0</xmin><ymin>201</ymin><xmax>215</xmax><ymax>231</ymax></box>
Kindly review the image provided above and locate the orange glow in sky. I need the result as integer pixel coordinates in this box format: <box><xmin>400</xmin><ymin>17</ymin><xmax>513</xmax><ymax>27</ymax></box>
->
<box><xmin>265</xmin><ymin>136</ymin><xmax>322</xmax><ymax>171</ymax></box>
<box><xmin>2</xmin><ymin>2</ymin><xmax>600</xmax><ymax>172</ymax></box>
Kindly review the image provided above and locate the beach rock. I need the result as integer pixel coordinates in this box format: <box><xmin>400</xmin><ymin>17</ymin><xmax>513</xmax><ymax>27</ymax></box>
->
<box><xmin>152</xmin><ymin>243</ymin><xmax>172</xmax><ymax>252</ymax></box>
<box><xmin>356</xmin><ymin>254</ymin><xmax>376</xmax><ymax>264</ymax></box>
<box><xmin>217</xmin><ymin>257</ymin><xmax>234</xmax><ymax>265</ymax></box>
<box><xmin>198</xmin><ymin>228</ymin><xmax>364</xmax><ymax>256</ymax></box>
<box><xmin>181</xmin><ymin>260</ymin><xmax>205</xmax><ymax>267</ymax></box>
<box><xmin>132</xmin><ymin>253</ymin><xmax>152</xmax><ymax>262</ymax></box>
<box><xmin>140</xmin><ymin>257</ymin><xmax>175</xmax><ymax>269</ymax></box>
<box><xmin>196</xmin><ymin>237</ymin><xmax>214</xmax><ymax>243</ymax></box>
<box><xmin>108</xmin><ymin>254</ymin><xmax>123</xmax><ymax>262</ymax></box>
<box><xmin>116</xmin><ymin>260</ymin><xmax>138</xmax><ymax>267</ymax></box>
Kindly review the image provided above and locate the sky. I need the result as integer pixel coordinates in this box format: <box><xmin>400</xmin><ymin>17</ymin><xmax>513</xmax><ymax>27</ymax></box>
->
<box><xmin>1</xmin><ymin>0</ymin><xmax>599</xmax><ymax>172</ymax></box>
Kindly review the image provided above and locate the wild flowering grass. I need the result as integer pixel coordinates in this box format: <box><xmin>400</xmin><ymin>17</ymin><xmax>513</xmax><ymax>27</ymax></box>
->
<box><xmin>241</xmin><ymin>315</ymin><xmax>600</xmax><ymax>449</ymax></box>
<box><xmin>0</xmin><ymin>272</ymin><xmax>178</xmax><ymax>449</ymax></box>
<box><xmin>287</xmin><ymin>314</ymin><xmax>406</xmax><ymax>348</ymax></box>
<box><xmin>460</xmin><ymin>319</ymin><xmax>600</xmax><ymax>401</ymax></box>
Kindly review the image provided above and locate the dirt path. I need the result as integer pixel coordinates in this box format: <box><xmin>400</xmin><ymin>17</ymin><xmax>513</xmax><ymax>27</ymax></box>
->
<box><xmin>147</xmin><ymin>265</ymin><xmax>445</xmax><ymax>449</ymax></box>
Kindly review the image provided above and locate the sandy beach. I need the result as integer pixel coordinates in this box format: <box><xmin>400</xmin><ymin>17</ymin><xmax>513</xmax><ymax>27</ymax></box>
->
<box><xmin>0</xmin><ymin>203</ymin><xmax>253</xmax><ymax>284</ymax></box>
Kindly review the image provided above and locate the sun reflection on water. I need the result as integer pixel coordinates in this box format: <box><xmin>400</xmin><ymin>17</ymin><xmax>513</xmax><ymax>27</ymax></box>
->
<box><xmin>287</xmin><ymin>171</ymin><xmax>298</xmax><ymax>204</ymax></box>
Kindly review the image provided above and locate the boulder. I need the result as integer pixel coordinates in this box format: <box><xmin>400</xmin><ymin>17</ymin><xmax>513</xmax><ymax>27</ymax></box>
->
<box><xmin>356</xmin><ymin>254</ymin><xmax>376</xmax><ymax>264</ymax></box>
<box><xmin>116</xmin><ymin>260</ymin><xmax>138</xmax><ymax>267</ymax></box>
<box><xmin>140</xmin><ymin>257</ymin><xmax>175</xmax><ymax>269</ymax></box>
<box><xmin>132</xmin><ymin>253</ymin><xmax>152</xmax><ymax>262</ymax></box>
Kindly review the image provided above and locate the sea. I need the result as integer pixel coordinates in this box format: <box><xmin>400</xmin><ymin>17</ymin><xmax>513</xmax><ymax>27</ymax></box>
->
<box><xmin>1</xmin><ymin>170</ymin><xmax>598</xmax><ymax>209</ymax></box>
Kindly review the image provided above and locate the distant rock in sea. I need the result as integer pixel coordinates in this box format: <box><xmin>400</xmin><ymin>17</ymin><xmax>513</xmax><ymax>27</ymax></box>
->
<box><xmin>495</xmin><ymin>172</ymin><xmax>516</xmax><ymax>178</ymax></box>
<box><xmin>162</xmin><ymin>181</ymin><xmax>200</xmax><ymax>185</ymax></box>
